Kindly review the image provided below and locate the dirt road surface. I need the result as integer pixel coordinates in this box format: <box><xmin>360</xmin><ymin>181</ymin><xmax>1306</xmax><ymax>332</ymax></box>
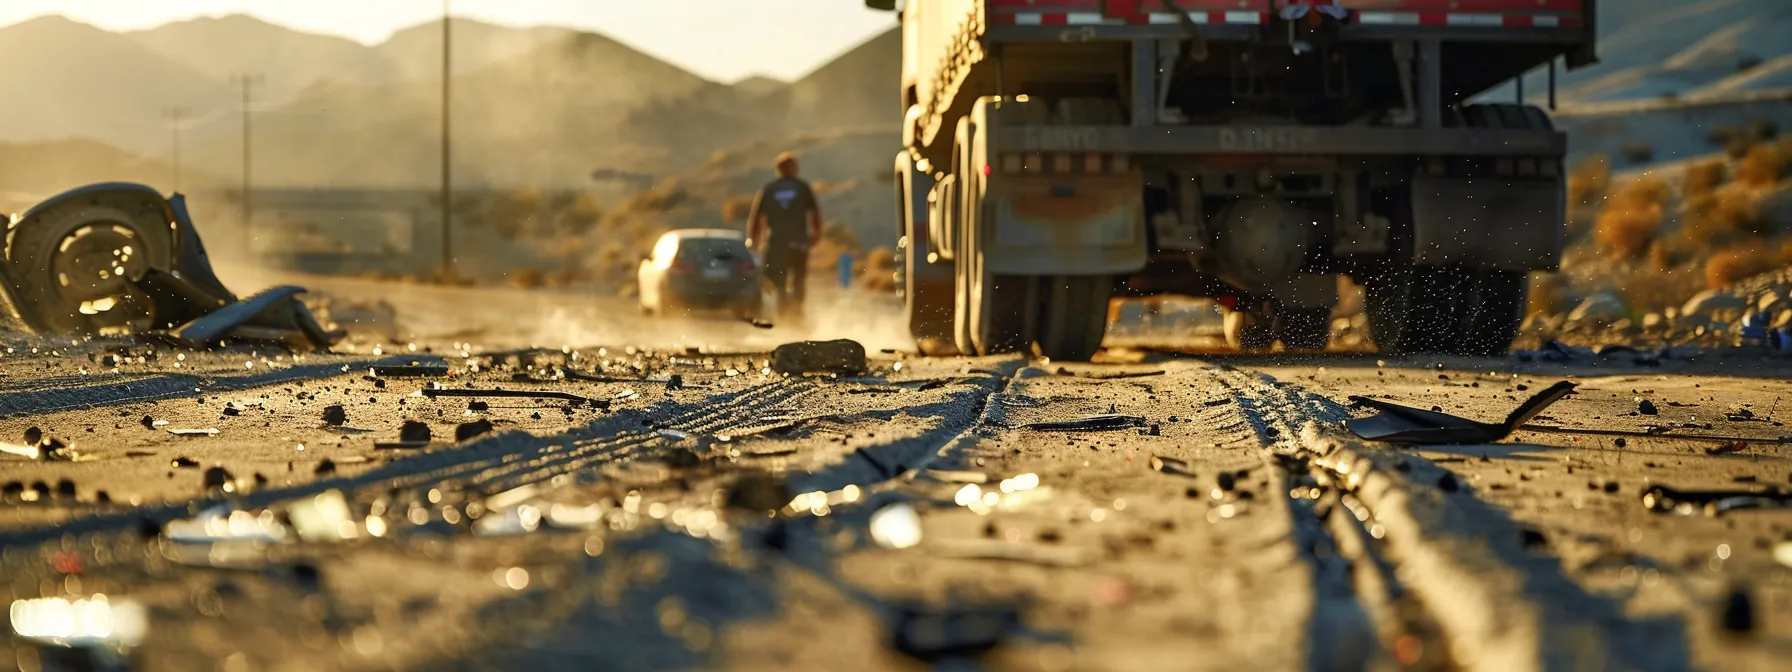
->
<box><xmin>4</xmin><ymin>273</ymin><xmax>1792</xmax><ymax>671</ymax></box>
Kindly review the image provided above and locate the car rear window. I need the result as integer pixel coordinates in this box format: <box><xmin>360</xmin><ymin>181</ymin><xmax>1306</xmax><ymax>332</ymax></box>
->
<box><xmin>676</xmin><ymin>237</ymin><xmax>749</xmax><ymax>260</ymax></box>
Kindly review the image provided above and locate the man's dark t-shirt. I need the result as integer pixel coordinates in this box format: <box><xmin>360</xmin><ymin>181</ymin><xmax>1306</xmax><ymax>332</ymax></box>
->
<box><xmin>748</xmin><ymin>177</ymin><xmax>818</xmax><ymax>250</ymax></box>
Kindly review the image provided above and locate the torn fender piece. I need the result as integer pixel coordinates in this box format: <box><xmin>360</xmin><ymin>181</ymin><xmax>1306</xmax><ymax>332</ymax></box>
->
<box><xmin>1345</xmin><ymin>380</ymin><xmax>1578</xmax><ymax>445</ymax></box>
<box><xmin>167</xmin><ymin>286</ymin><xmax>307</xmax><ymax>346</ymax></box>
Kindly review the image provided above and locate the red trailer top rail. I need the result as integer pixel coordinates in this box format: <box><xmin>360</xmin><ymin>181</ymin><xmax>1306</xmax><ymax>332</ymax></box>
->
<box><xmin>984</xmin><ymin>0</ymin><xmax>1586</xmax><ymax>29</ymax></box>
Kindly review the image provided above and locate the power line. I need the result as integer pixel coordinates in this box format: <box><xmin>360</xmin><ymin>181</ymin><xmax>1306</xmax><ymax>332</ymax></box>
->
<box><xmin>164</xmin><ymin>106</ymin><xmax>186</xmax><ymax>192</ymax></box>
<box><xmin>441</xmin><ymin>0</ymin><xmax>454</xmax><ymax>277</ymax></box>
<box><xmin>231</xmin><ymin>73</ymin><xmax>266</xmax><ymax>252</ymax></box>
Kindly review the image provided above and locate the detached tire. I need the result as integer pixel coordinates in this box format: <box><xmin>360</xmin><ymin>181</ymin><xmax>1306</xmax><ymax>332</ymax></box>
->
<box><xmin>3</xmin><ymin>185</ymin><xmax>176</xmax><ymax>335</ymax></box>
<box><xmin>1036</xmin><ymin>275</ymin><xmax>1111</xmax><ymax>361</ymax></box>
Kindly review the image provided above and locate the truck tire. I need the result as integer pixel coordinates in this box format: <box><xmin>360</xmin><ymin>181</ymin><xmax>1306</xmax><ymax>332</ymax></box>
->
<box><xmin>1364</xmin><ymin>264</ymin><xmax>1465</xmax><ymax>355</ymax></box>
<box><xmin>1224</xmin><ymin>308</ymin><xmax>1275</xmax><ymax>352</ymax></box>
<box><xmin>1225</xmin><ymin>302</ymin><xmax>1329</xmax><ymax>352</ymax></box>
<box><xmin>1276</xmin><ymin>308</ymin><xmax>1332</xmax><ymax>351</ymax></box>
<box><xmin>1034</xmin><ymin>275</ymin><xmax>1110</xmax><ymax>361</ymax></box>
<box><xmin>895</xmin><ymin>152</ymin><xmax>957</xmax><ymax>355</ymax></box>
<box><xmin>1455</xmin><ymin>269</ymin><xmax>1529</xmax><ymax>357</ymax></box>
<box><xmin>3</xmin><ymin>188</ymin><xmax>176</xmax><ymax>336</ymax></box>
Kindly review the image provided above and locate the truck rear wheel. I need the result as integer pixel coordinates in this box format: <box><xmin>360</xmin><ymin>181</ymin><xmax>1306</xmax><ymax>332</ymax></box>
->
<box><xmin>1036</xmin><ymin>275</ymin><xmax>1111</xmax><ymax>361</ymax></box>
<box><xmin>895</xmin><ymin>151</ymin><xmax>957</xmax><ymax>355</ymax></box>
<box><xmin>1364</xmin><ymin>265</ymin><xmax>1460</xmax><ymax>355</ymax></box>
<box><xmin>1365</xmin><ymin>266</ymin><xmax>1527</xmax><ymax>356</ymax></box>
<box><xmin>1455</xmin><ymin>269</ymin><xmax>1529</xmax><ymax>357</ymax></box>
<box><xmin>1225</xmin><ymin>302</ymin><xmax>1330</xmax><ymax>352</ymax></box>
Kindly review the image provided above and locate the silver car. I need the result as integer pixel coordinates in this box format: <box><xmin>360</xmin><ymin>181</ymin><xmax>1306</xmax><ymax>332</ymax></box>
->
<box><xmin>637</xmin><ymin>229</ymin><xmax>763</xmax><ymax>318</ymax></box>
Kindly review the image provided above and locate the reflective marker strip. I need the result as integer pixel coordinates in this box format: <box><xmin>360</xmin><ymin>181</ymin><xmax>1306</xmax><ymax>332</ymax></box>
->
<box><xmin>994</xmin><ymin>11</ymin><xmax>1266</xmax><ymax>26</ymax></box>
<box><xmin>995</xmin><ymin>10</ymin><xmax>1576</xmax><ymax>28</ymax></box>
<box><xmin>1355</xmin><ymin>12</ymin><xmax>1581</xmax><ymax>27</ymax></box>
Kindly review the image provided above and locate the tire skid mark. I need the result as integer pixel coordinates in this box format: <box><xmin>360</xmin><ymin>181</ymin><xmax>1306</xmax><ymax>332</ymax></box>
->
<box><xmin>0</xmin><ymin>355</ymin><xmax>429</xmax><ymax>418</ymax></box>
<box><xmin>1214</xmin><ymin>373</ymin><xmax>1387</xmax><ymax>671</ymax></box>
<box><xmin>0</xmin><ymin>379</ymin><xmax>803</xmax><ymax>547</ymax></box>
<box><xmin>1219</xmin><ymin>367</ymin><xmax>1691</xmax><ymax>672</ymax></box>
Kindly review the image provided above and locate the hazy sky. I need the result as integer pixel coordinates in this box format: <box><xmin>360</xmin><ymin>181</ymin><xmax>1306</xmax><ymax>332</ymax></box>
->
<box><xmin>0</xmin><ymin>1</ymin><xmax>899</xmax><ymax>82</ymax></box>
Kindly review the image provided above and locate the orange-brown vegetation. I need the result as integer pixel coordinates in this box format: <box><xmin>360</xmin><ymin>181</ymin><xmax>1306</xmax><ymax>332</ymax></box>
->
<box><xmin>1735</xmin><ymin>141</ymin><xmax>1788</xmax><ymax>188</ymax></box>
<box><xmin>1683</xmin><ymin>159</ymin><xmax>1726</xmax><ymax>199</ymax></box>
<box><xmin>720</xmin><ymin>194</ymin><xmax>755</xmax><ymax>223</ymax></box>
<box><xmin>1567</xmin><ymin>154</ymin><xmax>1610</xmax><ymax>207</ymax></box>
<box><xmin>858</xmin><ymin>246</ymin><xmax>897</xmax><ymax>292</ymax></box>
<box><xmin>1705</xmin><ymin>244</ymin><xmax>1781</xmax><ymax>289</ymax></box>
<box><xmin>1593</xmin><ymin>175</ymin><xmax>1668</xmax><ymax>259</ymax></box>
<box><xmin>1525</xmin><ymin>272</ymin><xmax>1568</xmax><ymax>318</ymax></box>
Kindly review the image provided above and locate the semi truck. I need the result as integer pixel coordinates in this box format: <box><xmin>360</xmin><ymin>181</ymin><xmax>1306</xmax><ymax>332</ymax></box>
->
<box><xmin>865</xmin><ymin>0</ymin><xmax>1595</xmax><ymax>360</ymax></box>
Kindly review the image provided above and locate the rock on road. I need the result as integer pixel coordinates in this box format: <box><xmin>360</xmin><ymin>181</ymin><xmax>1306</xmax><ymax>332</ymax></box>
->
<box><xmin>2</xmin><ymin>275</ymin><xmax>1791</xmax><ymax>671</ymax></box>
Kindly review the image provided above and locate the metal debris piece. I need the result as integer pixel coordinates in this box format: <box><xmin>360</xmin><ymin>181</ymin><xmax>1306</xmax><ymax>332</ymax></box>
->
<box><xmin>1346</xmin><ymin>381</ymin><xmax>1578</xmax><ymax>445</ymax></box>
<box><xmin>1706</xmin><ymin>440</ymin><xmax>1749</xmax><ymax>456</ymax></box>
<box><xmin>1060</xmin><ymin>368</ymin><xmax>1166</xmax><ymax>380</ymax></box>
<box><xmin>167</xmin><ymin>428</ymin><xmax>220</xmax><ymax>437</ymax></box>
<box><xmin>1149</xmin><ymin>455</ymin><xmax>1197</xmax><ymax>477</ymax></box>
<box><xmin>889</xmin><ymin>603</ymin><xmax>1022</xmax><ymax>662</ymax></box>
<box><xmin>455</xmin><ymin>419</ymin><xmax>495</xmax><ymax>442</ymax></box>
<box><xmin>9</xmin><ymin>594</ymin><xmax>149</xmax><ymax>653</ymax></box>
<box><xmin>930</xmin><ymin>538</ymin><xmax>1096</xmax><ymax>567</ymax></box>
<box><xmin>202</xmin><ymin>466</ymin><xmax>238</xmax><ymax>494</ymax></box>
<box><xmin>1641</xmin><ymin>484</ymin><xmax>1792</xmax><ymax>516</ymax></box>
<box><xmin>725</xmin><ymin>472</ymin><xmax>791</xmax><ymax>512</ymax></box>
<box><xmin>421</xmin><ymin>387</ymin><xmax>609</xmax><ymax>408</ymax></box>
<box><xmin>916</xmin><ymin>469</ymin><xmax>990</xmax><ymax>484</ymax></box>
<box><xmin>869</xmin><ymin>503</ymin><xmax>923</xmax><ymax>549</ymax></box>
<box><xmin>1518</xmin><ymin>424</ymin><xmax>1788</xmax><ymax>445</ymax></box>
<box><xmin>1022</xmin><ymin>414</ymin><xmax>1147</xmax><ymax>432</ymax></box>
<box><xmin>771</xmin><ymin>339</ymin><xmax>869</xmax><ymax>376</ymax></box>
<box><xmin>370</xmin><ymin>364</ymin><xmax>452</xmax><ymax>378</ymax></box>
<box><xmin>0</xmin><ymin>433</ymin><xmax>77</xmax><ymax>461</ymax></box>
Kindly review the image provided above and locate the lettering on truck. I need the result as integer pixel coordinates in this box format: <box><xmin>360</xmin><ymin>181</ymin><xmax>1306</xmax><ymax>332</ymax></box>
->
<box><xmin>1218</xmin><ymin>127</ymin><xmax>1322</xmax><ymax>152</ymax></box>
<box><xmin>1022</xmin><ymin>127</ymin><xmax>1102</xmax><ymax>152</ymax></box>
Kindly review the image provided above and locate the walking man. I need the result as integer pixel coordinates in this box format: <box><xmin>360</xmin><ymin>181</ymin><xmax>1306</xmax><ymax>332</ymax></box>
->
<box><xmin>746</xmin><ymin>152</ymin><xmax>822</xmax><ymax>322</ymax></box>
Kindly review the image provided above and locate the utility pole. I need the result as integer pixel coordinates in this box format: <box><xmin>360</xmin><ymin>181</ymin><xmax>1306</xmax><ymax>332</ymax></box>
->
<box><xmin>231</xmin><ymin>73</ymin><xmax>265</xmax><ymax>252</ymax></box>
<box><xmin>440</xmin><ymin>0</ymin><xmax>454</xmax><ymax>276</ymax></box>
<box><xmin>164</xmin><ymin>106</ymin><xmax>186</xmax><ymax>192</ymax></box>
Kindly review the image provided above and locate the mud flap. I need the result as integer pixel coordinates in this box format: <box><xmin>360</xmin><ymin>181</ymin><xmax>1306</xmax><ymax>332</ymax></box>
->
<box><xmin>1410</xmin><ymin>176</ymin><xmax>1565</xmax><ymax>272</ymax></box>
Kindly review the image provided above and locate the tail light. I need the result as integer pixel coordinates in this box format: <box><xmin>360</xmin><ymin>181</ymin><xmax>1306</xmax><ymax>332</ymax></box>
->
<box><xmin>994</xmin><ymin>153</ymin><xmax>1133</xmax><ymax>175</ymax></box>
<box><xmin>736</xmin><ymin>258</ymin><xmax>756</xmax><ymax>274</ymax></box>
<box><xmin>669</xmin><ymin>259</ymin><xmax>694</xmax><ymax>273</ymax></box>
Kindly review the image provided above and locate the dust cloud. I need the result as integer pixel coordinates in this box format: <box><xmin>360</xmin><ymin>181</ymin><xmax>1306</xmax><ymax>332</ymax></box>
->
<box><xmin>211</xmin><ymin>261</ymin><xmax>912</xmax><ymax>353</ymax></box>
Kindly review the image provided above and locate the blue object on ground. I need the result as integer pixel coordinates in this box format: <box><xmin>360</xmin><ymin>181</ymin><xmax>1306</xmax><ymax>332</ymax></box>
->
<box><xmin>839</xmin><ymin>253</ymin><xmax>854</xmax><ymax>289</ymax></box>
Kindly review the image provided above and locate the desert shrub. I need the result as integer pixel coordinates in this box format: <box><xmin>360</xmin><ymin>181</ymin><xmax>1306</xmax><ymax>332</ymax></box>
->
<box><xmin>1736</xmin><ymin>142</ymin><xmax>1786</xmax><ymax>188</ymax></box>
<box><xmin>1568</xmin><ymin>154</ymin><xmax>1611</xmax><ymax>206</ymax></box>
<box><xmin>1726</xmin><ymin>137</ymin><xmax>1753</xmax><ymax>160</ymax></box>
<box><xmin>820</xmin><ymin>221</ymin><xmax>860</xmax><ymax>251</ymax></box>
<box><xmin>1683</xmin><ymin>185</ymin><xmax>1763</xmax><ymax>243</ymax></box>
<box><xmin>1710</xmin><ymin>125</ymin><xmax>1742</xmax><ymax>147</ymax></box>
<box><xmin>1525</xmin><ymin>272</ymin><xmax>1568</xmax><ymax>317</ymax></box>
<box><xmin>1705</xmin><ymin>242</ymin><xmax>1777</xmax><ymax>289</ymax></box>
<box><xmin>509</xmin><ymin>267</ymin><xmax>547</xmax><ymax>289</ymax></box>
<box><xmin>1683</xmin><ymin>159</ymin><xmax>1727</xmax><ymax>199</ymax></box>
<box><xmin>720</xmin><ymin>194</ymin><xmax>755</xmax><ymax>223</ymax></box>
<box><xmin>1649</xmin><ymin>233</ymin><xmax>1702</xmax><ymax>270</ymax></box>
<box><xmin>1593</xmin><ymin>175</ymin><xmax>1669</xmax><ymax>259</ymax></box>
<box><xmin>1621</xmin><ymin>140</ymin><xmax>1655</xmax><ymax>163</ymax></box>
<box><xmin>1750</xmin><ymin>118</ymin><xmax>1780</xmax><ymax>141</ymax></box>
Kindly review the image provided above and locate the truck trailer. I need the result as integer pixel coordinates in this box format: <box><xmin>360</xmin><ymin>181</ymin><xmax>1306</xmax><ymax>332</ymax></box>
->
<box><xmin>866</xmin><ymin>0</ymin><xmax>1595</xmax><ymax>360</ymax></box>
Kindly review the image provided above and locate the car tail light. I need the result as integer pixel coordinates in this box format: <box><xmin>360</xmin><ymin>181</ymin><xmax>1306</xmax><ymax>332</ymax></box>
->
<box><xmin>736</xmin><ymin>258</ymin><xmax>755</xmax><ymax>274</ymax></box>
<box><xmin>669</xmin><ymin>259</ymin><xmax>694</xmax><ymax>273</ymax></box>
